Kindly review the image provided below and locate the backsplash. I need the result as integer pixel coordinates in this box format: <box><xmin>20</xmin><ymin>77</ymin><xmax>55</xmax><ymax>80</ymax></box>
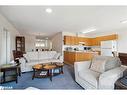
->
<box><xmin>63</xmin><ymin>45</ymin><xmax>100</xmax><ymax>51</ymax></box>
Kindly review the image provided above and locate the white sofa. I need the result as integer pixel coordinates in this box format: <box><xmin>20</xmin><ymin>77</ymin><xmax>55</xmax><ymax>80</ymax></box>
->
<box><xmin>74</xmin><ymin>56</ymin><xmax>127</xmax><ymax>89</ymax></box>
<box><xmin>19</xmin><ymin>51</ymin><xmax>63</xmax><ymax>72</ymax></box>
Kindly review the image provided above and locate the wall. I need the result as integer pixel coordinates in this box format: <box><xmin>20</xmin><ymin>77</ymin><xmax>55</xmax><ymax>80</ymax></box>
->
<box><xmin>51</xmin><ymin>32</ymin><xmax>63</xmax><ymax>54</ymax></box>
<box><xmin>0</xmin><ymin>14</ymin><xmax>20</xmax><ymax>60</ymax></box>
<box><xmin>24</xmin><ymin>34</ymin><xmax>36</xmax><ymax>52</ymax></box>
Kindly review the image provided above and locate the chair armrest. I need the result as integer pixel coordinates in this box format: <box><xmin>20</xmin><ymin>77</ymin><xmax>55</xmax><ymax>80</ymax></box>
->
<box><xmin>99</xmin><ymin>66</ymin><xmax>126</xmax><ymax>89</ymax></box>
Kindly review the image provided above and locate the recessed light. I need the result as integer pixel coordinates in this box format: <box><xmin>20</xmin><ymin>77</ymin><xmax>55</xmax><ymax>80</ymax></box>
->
<box><xmin>120</xmin><ymin>20</ymin><xmax>127</xmax><ymax>24</ymax></box>
<box><xmin>82</xmin><ymin>28</ymin><xmax>97</xmax><ymax>33</ymax></box>
<box><xmin>45</xmin><ymin>8</ymin><xmax>52</xmax><ymax>13</ymax></box>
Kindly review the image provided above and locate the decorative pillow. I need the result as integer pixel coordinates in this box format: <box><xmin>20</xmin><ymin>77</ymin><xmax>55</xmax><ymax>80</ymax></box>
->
<box><xmin>53</xmin><ymin>53</ymin><xmax>61</xmax><ymax>59</ymax></box>
<box><xmin>90</xmin><ymin>59</ymin><xmax>106</xmax><ymax>73</ymax></box>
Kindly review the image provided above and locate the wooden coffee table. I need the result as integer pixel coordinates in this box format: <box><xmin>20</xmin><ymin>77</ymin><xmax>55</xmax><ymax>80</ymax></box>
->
<box><xmin>32</xmin><ymin>63</ymin><xmax>64</xmax><ymax>81</ymax></box>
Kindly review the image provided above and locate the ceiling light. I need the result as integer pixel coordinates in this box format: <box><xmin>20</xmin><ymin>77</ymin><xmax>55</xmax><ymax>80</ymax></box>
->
<box><xmin>82</xmin><ymin>28</ymin><xmax>97</xmax><ymax>33</ymax></box>
<box><xmin>120</xmin><ymin>20</ymin><xmax>127</xmax><ymax>24</ymax></box>
<box><xmin>45</xmin><ymin>8</ymin><xmax>52</xmax><ymax>13</ymax></box>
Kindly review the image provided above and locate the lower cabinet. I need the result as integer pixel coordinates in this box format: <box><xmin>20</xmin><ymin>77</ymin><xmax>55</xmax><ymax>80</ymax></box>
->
<box><xmin>64</xmin><ymin>51</ymin><xmax>96</xmax><ymax>64</ymax></box>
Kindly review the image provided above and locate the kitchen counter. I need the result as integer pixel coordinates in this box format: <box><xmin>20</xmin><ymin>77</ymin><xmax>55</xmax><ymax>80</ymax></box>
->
<box><xmin>64</xmin><ymin>50</ymin><xmax>99</xmax><ymax>53</ymax></box>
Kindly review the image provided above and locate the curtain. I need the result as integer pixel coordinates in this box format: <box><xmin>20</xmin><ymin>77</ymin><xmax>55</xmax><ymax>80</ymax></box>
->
<box><xmin>0</xmin><ymin>27</ymin><xmax>10</xmax><ymax>65</ymax></box>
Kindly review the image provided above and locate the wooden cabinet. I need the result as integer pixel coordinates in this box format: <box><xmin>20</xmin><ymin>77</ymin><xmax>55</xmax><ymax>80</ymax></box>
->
<box><xmin>64</xmin><ymin>36</ymin><xmax>92</xmax><ymax>46</ymax></box>
<box><xmin>64</xmin><ymin>36</ymin><xmax>71</xmax><ymax>45</ymax></box>
<box><xmin>16</xmin><ymin>36</ymin><xmax>25</xmax><ymax>53</ymax></box>
<box><xmin>64</xmin><ymin>51</ymin><xmax>75</xmax><ymax>64</ymax></box>
<box><xmin>64</xmin><ymin>34</ymin><xmax>118</xmax><ymax>46</ymax></box>
<box><xmin>64</xmin><ymin>51</ymin><xmax>95</xmax><ymax>64</ymax></box>
<box><xmin>99</xmin><ymin>34</ymin><xmax>118</xmax><ymax>41</ymax></box>
<box><xmin>84</xmin><ymin>38</ymin><xmax>93</xmax><ymax>46</ymax></box>
<box><xmin>91</xmin><ymin>34</ymin><xmax>118</xmax><ymax>46</ymax></box>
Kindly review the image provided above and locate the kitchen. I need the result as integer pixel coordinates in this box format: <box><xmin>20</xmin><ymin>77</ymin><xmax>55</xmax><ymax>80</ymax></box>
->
<box><xmin>63</xmin><ymin>34</ymin><xmax>118</xmax><ymax>64</ymax></box>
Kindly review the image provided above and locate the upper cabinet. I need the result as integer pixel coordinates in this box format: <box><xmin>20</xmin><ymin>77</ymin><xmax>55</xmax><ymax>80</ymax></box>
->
<box><xmin>64</xmin><ymin>36</ymin><xmax>92</xmax><ymax>46</ymax></box>
<box><xmin>64</xmin><ymin>34</ymin><xmax>118</xmax><ymax>46</ymax></box>
<box><xmin>91</xmin><ymin>34</ymin><xmax>118</xmax><ymax>46</ymax></box>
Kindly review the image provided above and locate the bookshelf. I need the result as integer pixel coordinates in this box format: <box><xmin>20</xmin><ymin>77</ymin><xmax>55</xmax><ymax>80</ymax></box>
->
<box><xmin>16</xmin><ymin>36</ymin><xmax>25</xmax><ymax>53</ymax></box>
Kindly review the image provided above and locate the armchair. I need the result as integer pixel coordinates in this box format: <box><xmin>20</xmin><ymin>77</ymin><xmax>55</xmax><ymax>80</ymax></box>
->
<box><xmin>74</xmin><ymin>56</ymin><xmax>127</xmax><ymax>89</ymax></box>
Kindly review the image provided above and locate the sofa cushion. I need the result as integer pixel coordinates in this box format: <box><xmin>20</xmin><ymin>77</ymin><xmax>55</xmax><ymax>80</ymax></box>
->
<box><xmin>53</xmin><ymin>53</ymin><xmax>61</xmax><ymax>59</ymax></box>
<box><xmin>38</xmin><ymin>51</ymin><xmax>57</xmax><ymax>60</ymax></box>
<box><xmin>78</xmin><ymin>69</ymin><xmax>100</xmax><ymax>88</ymax></box>
<box><xmin>25</xmin><ymin>52</ymin><xmax>38</xmax><ymax>61</ymax></box>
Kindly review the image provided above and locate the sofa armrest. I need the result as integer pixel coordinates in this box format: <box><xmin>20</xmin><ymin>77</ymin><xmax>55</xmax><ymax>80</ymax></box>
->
<box><xmin>74</xmin><ymin>61</ymin><xmax>91</xmax><ymax>80</ymax></box>
<box><xmin>99</xmin><ymin>66</ymin><xmax>126</xmax><ymax>89</ymax></box>
<box><xmin>74</xmin><ymin>61</ymin><xmax>91</xmax><ymax>72</ymax></box>
<box><xmin>59</xmin><ymin>55</ymin><xmax>63</xmax><ymax>61</ymax></box>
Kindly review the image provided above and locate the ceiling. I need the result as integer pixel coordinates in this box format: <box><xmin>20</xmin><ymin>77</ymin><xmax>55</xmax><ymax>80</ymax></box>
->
<box><xmin>0</xmin><ymin>6</ymin><xmax>127</xmax><ymax>37</ymax></box>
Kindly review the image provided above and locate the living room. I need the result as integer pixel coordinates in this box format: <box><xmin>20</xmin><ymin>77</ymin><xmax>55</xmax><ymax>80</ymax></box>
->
<box><xmin>1</xmin><ymin>6</ymin><xmax>127</xmax><ymax>91</ymax></box>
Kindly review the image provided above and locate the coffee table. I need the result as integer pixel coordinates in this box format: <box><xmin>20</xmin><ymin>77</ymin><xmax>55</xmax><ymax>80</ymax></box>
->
<box><xmin>32</xmin><ymin>62</ymin><xmax>64</xmax><ymax>81</ymax></box>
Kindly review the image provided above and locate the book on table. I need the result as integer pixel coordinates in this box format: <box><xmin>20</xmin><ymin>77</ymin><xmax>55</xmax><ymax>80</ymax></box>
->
<box><xmin>40</xmin><ymin>71</ymin><xmax>48</xmax><ymax>75</ymax></box>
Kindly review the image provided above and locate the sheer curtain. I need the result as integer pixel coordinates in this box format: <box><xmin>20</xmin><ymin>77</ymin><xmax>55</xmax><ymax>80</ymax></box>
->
<box><xmin>0</xmin><ymin>27</ymin><xmax>10</xmax><ymax>65</ymax></box>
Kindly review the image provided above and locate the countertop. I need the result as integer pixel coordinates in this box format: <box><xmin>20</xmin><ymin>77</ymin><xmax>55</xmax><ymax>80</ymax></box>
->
<box><xmin>64</xmin><ymin>50</ymin><xmax>99</xmax><ymax>53</ymax></box>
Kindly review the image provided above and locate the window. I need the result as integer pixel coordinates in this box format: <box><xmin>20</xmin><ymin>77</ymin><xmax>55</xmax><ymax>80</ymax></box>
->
<box><xmin>0</xmin><ymin>27</ymin><xmax>10</xmax><ymax>65</ymax></box>
<box><xmin>35</xmin><ymin>39</ymin><xmax>46</xmax><ymax>47</ymax></box>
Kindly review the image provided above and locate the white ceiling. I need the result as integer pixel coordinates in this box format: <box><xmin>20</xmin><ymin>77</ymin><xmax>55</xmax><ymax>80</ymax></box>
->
<box><xmin>1</xmin><ymin>6</ymin><xmax>127</xmax><ymax>37</ymax></box>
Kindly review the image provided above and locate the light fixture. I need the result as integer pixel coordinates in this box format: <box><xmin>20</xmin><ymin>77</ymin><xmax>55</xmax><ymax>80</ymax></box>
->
<box><xmin>45</xmin><ymin>8</ymin><xmax>52</xmax><ymax>13</ymax></box>
<box><xmin>82</xmin><ymin>28</ymin><xmax>97</xmax><ymax>33</ymax></box>
<box><xmin>120</xmin><ymin>20</ymin><xmax>127</xmax><ymax>24</ymax></box>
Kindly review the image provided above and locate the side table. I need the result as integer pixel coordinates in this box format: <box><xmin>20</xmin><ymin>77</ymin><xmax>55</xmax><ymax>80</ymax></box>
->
<box><xmin>0</xmin><ymin>64</ymin><xmax>19</xmax><ymax>84</ymax></box>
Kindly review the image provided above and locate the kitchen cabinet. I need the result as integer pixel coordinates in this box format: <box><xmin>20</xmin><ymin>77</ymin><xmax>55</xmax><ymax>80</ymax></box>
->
<box><xmin>64</xmin><ymin>34</ymin><xmax>118</xmax><ymax>46</ymax></box>
<box><xmin>64</xmin><ymin>51</ymin><xmax>97</xmax><ymax>64</ymax></box>
<box><xmin>91</xmin><ymin>34</ymin><xmax>118</xmax><ymax>46</ymax></box>
<box><xmin>64</xmin><ymin>36</ymin><xmax>92</xmax><ymax>46</ymax></box>
<box><xmin>64</xmin><ymin>36</ymin><xmax>71</xmax><ymax>45</ymax></box>
<box><xmin>84</xmin><ymin>38</ymin><xmax>93</xmax><ymax>46</ymax></box>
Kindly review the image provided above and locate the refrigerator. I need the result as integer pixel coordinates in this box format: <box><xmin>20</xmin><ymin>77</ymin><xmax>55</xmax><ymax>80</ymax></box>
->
<box><xmin>101</xmin><ymin>40</ymin><xmax>117</xmax><ymax>56</ymax></box>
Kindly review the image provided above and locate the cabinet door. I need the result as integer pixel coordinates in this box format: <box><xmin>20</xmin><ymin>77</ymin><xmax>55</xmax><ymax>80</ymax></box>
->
<box><xmin>64</xmin><ymin>36</ymin><xmax>70</xmax><ymax>45</ymax></box>
<box><xmin>74</xmin><ymin>37</ymin><xmax>79</xmax><ymax>45</ymax></box>
<box><xmin>70</xmin><ymin>36</ymin><xmax>75</xmax><ymax>45</ymax></box>
<box><xmin>83</xmin><ymin>38</ymin><xmax>92</xmax><ymax>46</ymax></box>
<box><xmin>92</xmin><ymin>38</ymin><xmax>100</xmax><ymax>46</ymax></box>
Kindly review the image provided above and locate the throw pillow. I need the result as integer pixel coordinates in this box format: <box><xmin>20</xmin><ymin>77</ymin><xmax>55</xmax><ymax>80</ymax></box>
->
<box><xmin>90</xmin><ymin>59</ymin><xmax>106</xmax><ymax>73</ymax></box>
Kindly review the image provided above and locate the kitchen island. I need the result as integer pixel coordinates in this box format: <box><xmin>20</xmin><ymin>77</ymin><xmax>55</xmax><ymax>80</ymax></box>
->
<box><xmin>64</xmin><ymin>51</ymin><xmax>98</xmax><ymax>64</ymax></box>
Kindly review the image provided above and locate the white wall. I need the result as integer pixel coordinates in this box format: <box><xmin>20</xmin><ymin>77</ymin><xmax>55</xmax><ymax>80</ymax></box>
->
<box><xmin>24</xmin><ymin>34</ymin><xmax>36</xmax><ymax>52</ymax></box>
<box><xmin>0</xmin><ymin>14</ymin><xmax>20</xmax><ymax>60</ymax></box>
<box><xmin>51</xmin><ymin>32</ymin><xmax>63</xmax><ymax>54</ymax></box>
